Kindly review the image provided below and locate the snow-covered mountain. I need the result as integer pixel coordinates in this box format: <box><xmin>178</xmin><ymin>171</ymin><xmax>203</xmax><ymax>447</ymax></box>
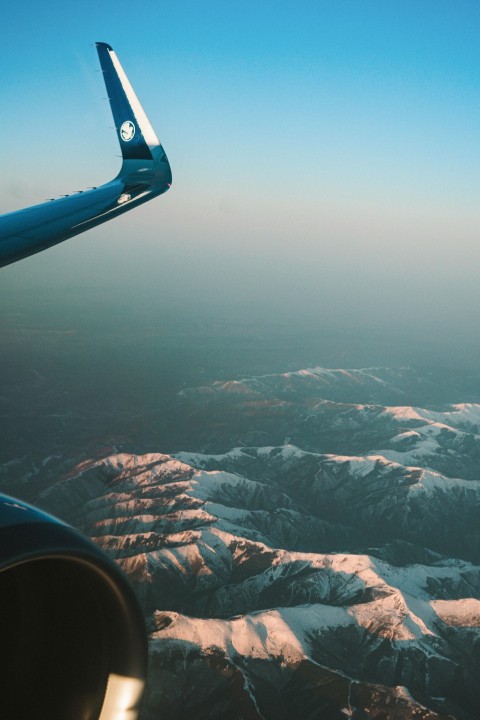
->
<box><xmin>4</xmin><ymin>364</ymin><xmax>480</xmax><ymax>718</ymax></box>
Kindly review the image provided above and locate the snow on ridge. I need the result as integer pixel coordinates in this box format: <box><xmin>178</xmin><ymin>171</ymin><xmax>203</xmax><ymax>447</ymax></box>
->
<box><xmin>103</xmin><ymin>452</ymin><xmax>177</xmax><ymax>470</ymax></box>
<box><xmin>178</xmin><ymin>444</ymin><xmax>344</xmax><ymax>469</ymax></box>
<box><xmin>380</xmin><ymin>418</ymin><xmax>480</xmax><ymax>472</ymax></box>
<box><xmin>384</xmin><ymin>404</ymin><xmax>480</xmax><ymax>436</ymax></box>
<box><xmin>255</xmin><ymin>444</ymin><xmax>315</xmax><ymax>460</ymax></box>
<box><xmin>382</xmin><ymin>406</ymin><xmax>425</xmax><ymax>422</ymax></box>
<box><xmin>379</xmin><ymin>443</ymin><xmax>440</xmax><ymax>468</ymax></box>
<box><xmin>151</xmin><ymin>604</ymin><xmax>351</xmax><ymax>661</ymax></box>
<box><xmin>273</xmin><ymin>550</ymin><xmax>480</xmax><ymax>599</ymax></box>
<box><xmin>180</xmin><ymin>444</ymin><xmax>456</xmax><ymax>485</ymax></box>
<box><xmin>288</xmin><ymin>366</ymin><xmax>395</xmax><ymax>383</ymax></box>
<box><xmin>187</xmin><ymin>468</ymin><xmax>276</xmax><ymax>502</ymax></box>
<box><xmin>409</xmin><ymin>469</ymin><xmax>480</xmax><ymax>493</ymax></box>
<box><xmin>424</xmin><ymin>421</ymin><xmax>458</xmax><ymax>433</ymax></box>
<box><xmin>383</xmin><ymin>408</ymin><xmax>464</xmax><ymax>434</ymax></box>
<box><xmin>430</xmin><ymin>598</ymin><xmax>480</xmax><ymax>627</ymax></box>
<box><xmin>422</xmin><ymin>403</ymin><xmax>480</xmax><ymax>428</ymax></box>
<box><xmin>176</xmin><ymin>448</ymin><xmax>245</xmax><ymax>466</ymax></box>
<box><xmin>390</xmin><ymin>430</ymin><xmax>422</xmax><ymax>444</ymax></box>
<box><xmin>204</xmin><ymin>501</ymin><xmax>252</xmax><ymax>524</ymax></box>
<box><xmin>349</xmin><ymin>591</ymin><xmax>437</xmax><ymax>641</ymax></box>
<box><xmin>180</xmin><ymin>445</ymin><xmax>406</xmax><ymax>473</ymax></box>
<box><xmin>59</xmin><ymin>452</ymin><xmax>194</xmax><ymax>488</ymax></box>
<box><xmin>245</xmin><ymin>365</ymin><xmax>394</xmax><ymax>384</ymax></box>
<box><xmin>325</xmin><ymin>453</ymin><xmax>398</xmax><ymax>476</ymax></box>
<box><xmin>92</xmin><ymin>507</ymin><xmax>216</xmax><ymax>528</ymax></box>
<box><xmin>152</xmin><ymin>590</ymin><xmax>453</xmax><ymax>659</ymax></box>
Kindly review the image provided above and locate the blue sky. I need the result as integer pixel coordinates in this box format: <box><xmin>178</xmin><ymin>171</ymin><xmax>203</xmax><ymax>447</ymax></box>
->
<box><xmin>3</xmin><ymin>1</ymin><xmax>480</xmax><ymax>342</ymax></box>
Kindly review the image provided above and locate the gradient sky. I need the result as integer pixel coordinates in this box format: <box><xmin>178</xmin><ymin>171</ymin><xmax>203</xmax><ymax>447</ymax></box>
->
<box><xmin>3</xmin><ymin>1</ymin><xmax>480</xmax><ymax>349</ymax></box>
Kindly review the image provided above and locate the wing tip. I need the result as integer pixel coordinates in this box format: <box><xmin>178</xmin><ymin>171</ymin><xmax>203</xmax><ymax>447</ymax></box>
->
<box><xmin>96</xmin><ymin>41</ymin><xmax>113</xmax><ymax>51</ymax></box>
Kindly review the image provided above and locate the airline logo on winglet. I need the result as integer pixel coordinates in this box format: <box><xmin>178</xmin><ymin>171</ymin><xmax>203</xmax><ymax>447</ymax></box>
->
<box><xmin>120</xmin><ymin>120</ymin><xmax>135</xmax><ymax>142</ymax></box>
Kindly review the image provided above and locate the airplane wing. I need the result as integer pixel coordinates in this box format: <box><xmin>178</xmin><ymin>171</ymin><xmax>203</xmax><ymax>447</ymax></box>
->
<box><xmin>0</xmin><ymin>42</ymin><xmax>172</xmax><ymax>268</ymax></box>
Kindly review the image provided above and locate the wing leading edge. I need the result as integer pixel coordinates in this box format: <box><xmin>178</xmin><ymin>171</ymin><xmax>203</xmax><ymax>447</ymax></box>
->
<box><xmin>0</xmin><ymin>43</ymin><xmax>172</xmax><ymax>268</ymax></box>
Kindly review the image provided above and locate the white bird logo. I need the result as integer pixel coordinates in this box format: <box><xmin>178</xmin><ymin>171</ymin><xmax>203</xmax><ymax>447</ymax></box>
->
<box><xmin>120</xmin><ymin>120</ymin><xmax>135</xmax><ymax>142</ymax></box>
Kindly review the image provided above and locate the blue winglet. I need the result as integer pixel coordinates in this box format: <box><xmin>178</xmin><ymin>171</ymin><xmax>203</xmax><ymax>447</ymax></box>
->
<box><xmin>96</xmin><ymin>42</ymin><xmax>166</xmax><ymax>164</ymax></box>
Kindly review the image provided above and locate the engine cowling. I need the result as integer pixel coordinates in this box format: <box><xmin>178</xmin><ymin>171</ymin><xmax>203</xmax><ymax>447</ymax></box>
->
<box><xmin>0</xmin><ymin>493</ymin><xmax>147</xmax><ymax>719</ymax></box>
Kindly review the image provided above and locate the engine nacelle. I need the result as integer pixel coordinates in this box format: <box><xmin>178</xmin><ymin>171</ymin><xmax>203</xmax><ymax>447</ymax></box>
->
<box><xmin>0</xmin><ymin>493</ymin><xmax>147</xmax><ymax>719</ymax></box>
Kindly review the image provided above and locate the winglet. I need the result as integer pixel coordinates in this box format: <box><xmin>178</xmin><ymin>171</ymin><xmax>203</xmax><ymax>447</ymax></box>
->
<box><xmin>96</xmin><ymin>42</ymin><xmax>162</xmax><ymax>162</ymax></box>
